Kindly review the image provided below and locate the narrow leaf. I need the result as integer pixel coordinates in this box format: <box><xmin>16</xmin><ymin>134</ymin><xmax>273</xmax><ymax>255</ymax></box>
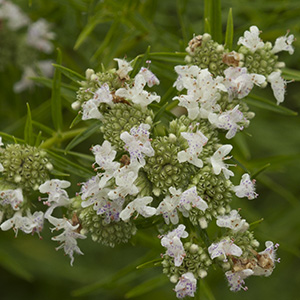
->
<box><xmin>69</xmin><ymin>113</ymin><xmax>82</xmax><ymax>129</ymax></box>
<box><xmin>24</xmin><ymin>103</ymin><xmax>34</xmax><ymax>145</ymax></box>
<box><xmin>281</xmin><ymin>68</ymin><xmax>300</xmax><ymax>81</ymax></box>
<box><xmin>200</xmin><ymin>279</ymin><xmax>216</xmax><ymax>300</ymax></box>
<box><xmin>245</xmin><ymin>94</ymin><xmax>298</xmax><ymax>116</ymax></box>
<box><xmin>136</xmin><ymin>258</ymin><xmax>163</xmax><ymax>270</ymax></box>
<box><xmin>251</xmin><ymin>163</ymin><xmax>271</xmax><ymax>178</ymax></box>
<box><xmin>125</xmin><ymin>274</ymin><xmax>168</xmax><ymax>298</ymax></box>
<box><xmin>35</xmin><ymin>131</ymin><xmax>42</xmax><ymax>147</ymax></box>
<box><xmin>65</xmin><ymin>121</ymin><xmax>101</xmax><ymax>152</ymax></box>
<box><xmin>204</xmin><ymin>0</ymin><xmax>211</xmax><ymax>33</ymax></box>
<box><xmin>0</xmin><ymin>132</ymin><xmax>24</xmax><ymax>143</ymax></box>
<box><xmin>210</xmin><ymin>0</ymin><xmax>222</xmax><ymax>43</ymax></box>
<box><xmin>224</xmin><ymin>8</ymin><xmax>233</xmax><ymax>50</ymax></box>
<box><xmin>46</xmin><ymin>150</ymin><xmax>94</xmax><ymax>178</ymax></box>
<box><xmin>249</xmin><ymin>218</ymin><xmax>264</xmax><ymax>229</ymax></box>
<box><xmin>52</xmin><ymin>64</ymin><xmax>85</xmax><ymax>83</ymax></box>
<box><xmin>51</xmin><ymin>49</ymin><xmax>63</xmax><ymax>131</ymax></box>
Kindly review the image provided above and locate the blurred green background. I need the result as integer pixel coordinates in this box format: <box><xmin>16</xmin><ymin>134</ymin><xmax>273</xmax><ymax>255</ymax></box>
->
<box><xmin>0</xmin><ymin>0</ymin><xmax>300</xmax><ymax>299</ymax></box>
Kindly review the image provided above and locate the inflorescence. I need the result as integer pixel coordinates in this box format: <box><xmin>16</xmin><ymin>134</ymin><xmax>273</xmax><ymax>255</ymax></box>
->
<box><xmin>0</xmin><ymin>25</ymin><xmax>293</xmax><ymax>296</ymax></box>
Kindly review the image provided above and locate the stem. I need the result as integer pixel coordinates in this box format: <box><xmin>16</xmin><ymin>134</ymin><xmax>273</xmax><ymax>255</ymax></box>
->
<box><xmin>40</xmin><ymin>128</ymin><xmax>87</xmax><ymax>149</ymax></box>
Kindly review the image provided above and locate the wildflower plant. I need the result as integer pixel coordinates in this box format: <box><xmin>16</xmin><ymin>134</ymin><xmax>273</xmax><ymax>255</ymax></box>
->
<box><xmin>0</xmin><ymin>0</ymin><xmax>299</xmax><ymax>299</ymax></box>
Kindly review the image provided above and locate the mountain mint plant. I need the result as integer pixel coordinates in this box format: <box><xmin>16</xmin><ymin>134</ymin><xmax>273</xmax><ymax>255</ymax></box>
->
<box><xmin>0</xmin><ymin>22</ymin><xmax>294</xmax><ymax>297</ymax></box>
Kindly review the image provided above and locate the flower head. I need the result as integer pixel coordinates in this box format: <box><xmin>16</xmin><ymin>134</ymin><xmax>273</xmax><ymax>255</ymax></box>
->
<box><xmin>120</xmin><ymin>123</ymin><xmax>154</xmax><ymax>166</ymax></box>
<box><xmin>272</xmin><ymin>32</ymin><xmax>295</xmax><ymax>55</ymax></box>
<box><xmin>47</xmin><ymin>215</ymin><xmax>86</xmax><ymax>266</ymax></box>
<box><xmin>238</xmin><ymin>26</ymin><xmax>264</xmax><ymax>52</ymax></box>
<box><xmin>225</xmin><ymin>269</ymin><xmax>254</xmax><ymax>291</ymax></box>
<box><xmin>209</xmin><ymin>145</ymin><xmax>234</xmax><ymax>179</ymax></box>
<box><xmin>267</xmin><ymin>71</ymin><xmax>287</xmax><ymax>104</ymax></box>
<box><xmin>160</xmin><ymin>224</ymin><xmax>188</xmax><ymax>266</ymax></box>
<box><xmin>208</xmin><ymin>239</ymin><xmax>243</xmax><ymax>261</ymax></box>
<box><xmin>120</xmin><ymin>196</ymin><xmax>156</xmax><ymax>221</ymax></box>
<box><xmin>174</xmin><ymin>272</ymin><xmax>197</xmax><ymax>298</ymax></box>
<box><xmin>216</xmin><ymin>210</ymin><xmax>249</xmax><ymax>233</ymax></box>
<box><xmin>177</xmin><ymin>131</ymin><xmax>208</xmax><ymax>167</ymax></box>
<box><xmin>233</xmin><ymin>173</ymin><xmax>258</xmax><ymax>200</ymax></box>
<box><xmin>208</xmin><ymin>105</ymin><xmax>247</xmax><ymax>139</ymax></box>
<box><xmin>114</xmin><ymin>58</ymin><xmax>133</xmax><ymax>80</ymax></box>
<box><xmin>0</xmin><ymin>188</ymin><xmax>23</xmax><ymax>210</ymax></box>
<box><xmin>138</xmin><ymin>67</ymin><xmax>160</xmax><ymax>87</ymax></box>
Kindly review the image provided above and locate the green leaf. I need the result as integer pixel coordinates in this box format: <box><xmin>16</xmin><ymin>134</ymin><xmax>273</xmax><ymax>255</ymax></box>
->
<box><xmin>24</xmin><ymin>103</ymin><xmax>34</xmax><ymax>146</ymax></box>
<box><xmin>65</xmin><ymin>121</ymin><xmax>101</xmax><ymax>152</ymax></box>
<box><xmin>210</xmin><ymin>0</ymin><xmax>222</xmax><ymax>43</ymax></box>
<box><xmin>46</xmin><ymin>150</ymin><xmax>94</xmax><ymax>178</ymax></box>
<box><xmin>251</xmin><ymin>163</ymin><xmax>271</xmax><ymax>178</ymax></box>
<box><xmin>0</xmin><ymin>248</ymin><xmax>33</xmax><ymax>282</ymax></box>
<box><xmin>200</xmin><ymin>279</ymin><xmax>216</xmax><ymax>300</ymax></box>
<box><xmin>224</xmin><ymin>8</ymin><xmax>233</xmax><ymax>50</ymax></box>
<box><xmin>245</xmin><ymin>94</ymin><xmax>298</xmax><ymax>116</ymax></box>
<box><xmin>74</xmin><ymin>14</ymin><xmax>105</xmax><ymax>50</ymax></box>
<box><xmin>51</xmin><ymin>49</ymin><xmax>63</xmax><ymax>131</ymax></box>
<box><xmin>204</xmin><ymin>0</ymin><xmax>211</xmax><ymax>34</ymax></box>
<box><xmin>52</xmin><ymin>64</ymin><xmax>85</xmax><ymax>83</ymax></box>
<box><xmin>69</xmin><ymin>113</ymin><xmax>82</xmax><ymax>129</ymax></box>
<box><xmin>125</xmin><ymin>274</ymin><xmax>168</xmax><ymax>298</ymax></box>
<box><xmin>249</xmin><ymin>218</ymin><xmax>264</xmax><ymax>229</ymax></box>
<box><xmin>92</xmin><ymin>20</ymin><xmax>121</xmax><ymax>61</ymax></box>
<box><xmin>281</xmin><ymin>68</ymin><xmax>300</xmax><ymax>81</ymax></box>
<box><xmin>34</xmin><ymin>131</ymin><xmax>42</xmax><ymax>147</ymax></box>
<box><xmin>149</xmin><ymin>52</ymin><xmax>186</xmax><ymax>64</ymax></box>
<box><xmin>136</xmin><ymin>258</ymin><xmax>163</xmax><ymax>270</ymax></box>
<box><xmin>32</xmin><ymin>120</ymin><xmax>56</xmax><ymax>136</ymax></box>
<box><xmin>0</xmin><ymin>132</ymin><xmax>24</xmax><ymax>143</ymax></box>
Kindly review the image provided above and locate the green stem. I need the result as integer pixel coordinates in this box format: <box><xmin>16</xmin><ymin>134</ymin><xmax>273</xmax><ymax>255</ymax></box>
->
<box><xmin>40</xmin><ymin>128</ymin><xmax>87</xmax><ymax>149</ymax></box>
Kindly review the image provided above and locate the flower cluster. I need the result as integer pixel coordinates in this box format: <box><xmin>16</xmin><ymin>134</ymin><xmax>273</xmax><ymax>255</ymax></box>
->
<box><xmin>0</xmin><ymin>0</ymin><xmax>55</xmax><ymax>92</ymax></box>
<box><xmin>0</xmin><ymin>25</ymin><xmax>292</xmax><ymax>298</ymax></box>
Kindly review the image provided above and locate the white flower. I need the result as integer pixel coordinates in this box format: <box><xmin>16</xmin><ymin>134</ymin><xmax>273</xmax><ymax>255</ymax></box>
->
<box><xmin>253</xmin><ymin>241</ymin><xmax>279</xmax><ymax>277</ymax></box>
<box><xmin>179</xmin><ymin>186</ymin><xmax>208</xmax><ymax>215</ymax></box>
<box><xmin>108</xmin><ymin>163</ymin><xmax>141</xmax><ymax>199</ymax></box>
<box><xmin>1</xmin><ymin>210</ymin><xmax>44</xmax><ymax>237</ymax></box>
<box><xmin>174</xmin><ymin>272</ymin><xmax>197</xmax><ymax>298</ymax></box>
<box><xmin>120</xmin><ymin>196</ymin><xmax>156</xmax><ymax>221</ymax></box>
<box><xmin>216</xmin><ymin>210</ymin><xmax>249</xmax><ymax>233</ymax></box>
<box><xmin>138</xmin><ymin>67</ymin><xmax>160</xmax><ymax>87</ymax></box>
<box><xmin>267</xmin><ymin>71</ymin><xmax>286</xmax><ymax>104</ymax></box>
<box><xmin>116</xmin><ymin>74</ymin><xmax>160</xmax><ymax>109</ymax></box>
<box><xmin>160</xmin><ymin>224</ymin><xmax>188</xmax><ymax>267</ymax></box>
<box><xmin>173</xmin><ymin>65</ymin><xmax>201</xmax><ymax>91</ymax></box>
<box><xmin>177</xmin><ymin>131</ymin><xmax>208</xmax><ymax>167</ymax></box>
<box><xmin>37</xmin><ymin>60</ymin><xmax>54</xmax><ymax>77</ymax></box>
<box><xmin>156</xmin><ymin>187</ymin><xmax>181</xmax><ymax>224</ymax></box>
<box><xmin>225</xmin><ymin>269</ymin><xmax>254</xmax><ymax>291</ymax></box>
<box><xmin>114</xmin><ymin>58</ymin><xmax>133</xmax><ymax>79</ymax></box>
<box><xmin>208</xmin><ymin>239</ymin><xmax>243</xmax><ymax>261</ymax></box>
<box><xmin>0</xmin><ymin>188</ymin><xmax>23</xmax><ymax>210</ymax></box>
<box><xmin>173</xmin><ymin>68</ymin><xmax>225</xmax><ymax>120</ymax></box>
<box><xmin>0</xmin><ymin>0</ymin><xmax>30</xmax><ymax>30</ymax></box>
<box><xmin>237</xmin><ymin>26</ymin><xmax>264</xmax><ymax>52</ymax></box>
<box><xmin>0</xmin><ymin>136</ymin><xmax>3</xmax><ymax>148</ymax></box>
<box><xmin>0</xmin><ymin>163</ymin><xmax>3</xmax><ymax>172</ymax></box>
<box><xmin>92</xmin><ymin>83</ymin><xmax>114</xmax><ymax>106</ymax></box>
<box><xmin>209</xmin><ymin>145</ymin><xmax>234</xmax><ymax>179</ymax></box>
<box><xmin>47</xmin><ymin>215</ymin><xmax>86</xmax><ymax>266</ymax></box>
<box><xmin>95</xmin><ymin>197</ymin><xmax>125</xmax><ymax>224</ymax></box>
<box><xmin>223</xmin><ymin>67</ymin><xmax>266</xmax><ymax>100</ymax></box>
<box><xmin>120</xmin><ymin>123</ymin><xmax>154</xmax><ymax>166</ymax></box>
<box><xmin>81</xmin><ymin>99</ymin><xmax>103</xmax><ymax>120</ymax></box>
<box><xmin>233</xmin><ymin>173</ymin><xmax>258</xmax><ymax>200</ymax></box>
<box><xmin>27</xmin><ymin>19</ymin><xmax>55</xmax><ymax>54</ymax></box>
<box><xmin>91</xmin><ymin>141</ymin><xmax>120</xmax><ymax>171</ymax></box>
<box><xmin>39</xmin><ymin>179</ymin><xmax>71</xmax><ymax>207</ymax></box>
<box><xmin>272</xmin><ymin>32</ymin><xmax>294</xmax><ymax>55</ymax></box>
<box><xmin>208</xmin><ymin>105</ymin><xmax>247</xmax><ymax>139</ymax></box>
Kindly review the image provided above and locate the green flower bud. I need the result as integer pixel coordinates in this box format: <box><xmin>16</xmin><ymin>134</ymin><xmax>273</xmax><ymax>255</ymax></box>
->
<box><xmin>0</xmin><ymin>144</ymin><xmax>52</xmax><ymax>191</ymax></box>
<box><xmin>100</xmin><ymin>103</ymin><xmax>154</xmax><ymax>151</ymax></box>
